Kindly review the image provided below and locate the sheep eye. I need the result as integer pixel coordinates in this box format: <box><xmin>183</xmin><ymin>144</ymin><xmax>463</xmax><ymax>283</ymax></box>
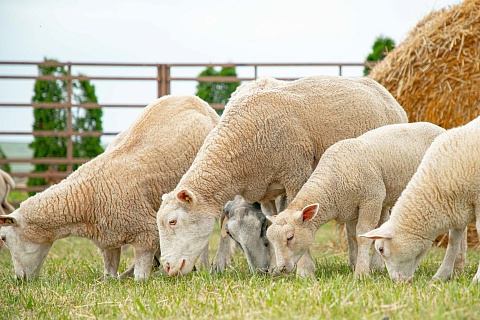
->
<box><xmin>287</xmin><ymin>235</ymin><xmax>294</xmax><ymax>241</ymax></box>
<box><xmin>378</xmin><ymin>246</ymin><xmax>384</xmax><ymax>254</ymax></box>
<box><xmin>168</xmin><ymin>219</ymin><xmax>177</xmax><ymax>226</ymax></box>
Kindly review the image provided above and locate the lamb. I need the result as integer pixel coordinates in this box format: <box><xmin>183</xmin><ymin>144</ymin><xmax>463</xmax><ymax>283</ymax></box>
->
<box><xmin>361</xmin><ymin>116</ymin><xmax>480</xmax><ymax>283</ymax></box>
<box><xmin>157</xmin><ymin>75</ymin><xmax>408</xmax><ymax>277</ymax></box>
<box><xmin>0</xmin><ymin>95</ymin><xmax>219</xmax><ymax>280</ymax></box>
<box><xmin>266</xmin><ymin>122</ymin><xmax>445</xmax><ymax>277</ymax></box>
<box><xmin>0</xmin><ymin>169</ymin><xmax>15</xmax><ymax>215</ymax></box>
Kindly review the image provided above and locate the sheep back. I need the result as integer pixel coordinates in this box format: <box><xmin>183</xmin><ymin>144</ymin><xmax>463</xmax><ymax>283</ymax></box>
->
<box><xmin>182</xmin><ymin>76</ymin><xmax>408</xmax><ymax>206</ymax></box>
<box><xmin>19</xmin><ymin>95</ymin><xmax>219</xmax><ymax>248</ymax></box>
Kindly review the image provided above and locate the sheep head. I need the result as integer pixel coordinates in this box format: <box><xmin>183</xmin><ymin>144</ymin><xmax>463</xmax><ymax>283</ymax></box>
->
<box><xmin>223</xmin><ymin>196</ymin><xmax>271</xmax><ymax>273</ymax></box>
<box><xmin>266</xmin><ymin>203</ymin><xmax>318</xmax><ymax>274</ymax></box>
<box><xmin>360</xmin><ymin>221</ymin><xmax>431</xmax><ymax>283</ymax></box>
<box><xmin>0</xmin><ymin>210</ymin><xmax>53</xmax><ymax>280</ymax></box>
<box><xmin>157</xmin><ymin>189</ymin><xmax>216</xmax><ymax>276</ymax></box>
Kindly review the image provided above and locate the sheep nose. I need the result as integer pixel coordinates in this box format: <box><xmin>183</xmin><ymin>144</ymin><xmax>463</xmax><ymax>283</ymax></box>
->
<box><xmin>164</xmin><ymin>263</ymin><xmax>171</xmax><ymax>274</ymax></box>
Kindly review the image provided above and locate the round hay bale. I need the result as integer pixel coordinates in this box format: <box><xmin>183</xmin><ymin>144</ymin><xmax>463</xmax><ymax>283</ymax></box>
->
<box><xmin>368</xmin><ymin>0</ymin><xmax>480</xmax><ymax>250</ymax></box>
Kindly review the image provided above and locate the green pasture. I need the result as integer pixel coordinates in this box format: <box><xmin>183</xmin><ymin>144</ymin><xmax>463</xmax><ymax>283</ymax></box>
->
<box><xmin>1</xmin><ymin>222</ymin><xmax>479</xmax><ymax>319</ymax></box>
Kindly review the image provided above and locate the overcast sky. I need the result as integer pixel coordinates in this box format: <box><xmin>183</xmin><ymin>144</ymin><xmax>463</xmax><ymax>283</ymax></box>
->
<box><xmin>0</xmin><ymin>0</ymin><xmax>463</xmax><ymax>143</ymax></box>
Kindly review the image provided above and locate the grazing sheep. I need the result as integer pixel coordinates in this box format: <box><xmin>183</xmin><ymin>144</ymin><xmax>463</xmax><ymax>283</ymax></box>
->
<box><xmin>0</xmin><ymin>95</ymin><xmax>219</xmax><ymax>280</ymax></box>
<box><xmin>361</xmin><ymin>116</ymin><xmax>480</xmax><ymax>283</ymax></box>
<box><xmin>0</xmin><ymin>169</ymin><xmax>15</xmax><ymax>215</ymax></box>
<box><xmin>157</xmin><ymin>75</ymin><xmax>408</xmax><ymax>277</ymax></box>
<box><xmin>266</xmin><ymin>122</ymin><xmax>445</xmax><ymax>277</ymax></box>
<box><xmin>221</xmin><ymin>195</ymin><xmax>273</xmax><ymax>273</ymax></box>
<box><xmin>0</xmin><ymin>169</ymin><xmax>15</xmax><ymax>249</ymax></box>
<box><xmin>212</xmin><ymin>194</ymin><xmax>286</xmax><ymax>272</ymax></box>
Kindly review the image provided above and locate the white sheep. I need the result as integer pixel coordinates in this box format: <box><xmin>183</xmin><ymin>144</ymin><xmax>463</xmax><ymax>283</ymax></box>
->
<box><xmin>157</xmin><ymin>75</ymin><xmax>408</xmax><ymax>277</ymax></box>
<box><xmin>0</xmin><ymin>95</ymin><xmax>219</xmax><ymax>280</ymax></box>
<box><xmin>361</xmin><ymin>116</ymin><xmax>480</xmax><ymax>282</ymax></box>
<box><xmin>266</xmin><ymin>122</ymin><xmax>445</xmax><ymax>277</ymax></box>
<box><xmin>0</xmin><ymin>169</ymin><xmax>15</xmax><ymax>215</ymax></box>
<box><xmin>0</xmin><ymin>169</ymin><xmax>15</xmax><ymax>249</ymax></box>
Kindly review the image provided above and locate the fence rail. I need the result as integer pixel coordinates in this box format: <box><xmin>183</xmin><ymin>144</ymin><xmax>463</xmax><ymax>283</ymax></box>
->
<box><xmin>0</xmin><ymin>60</ymin><xmax>375</xmax><ymax>195</ymax></box>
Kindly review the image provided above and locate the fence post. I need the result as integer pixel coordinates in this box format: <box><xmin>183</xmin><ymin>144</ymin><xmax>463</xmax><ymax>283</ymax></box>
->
<box><xmin>157</xmin><ymin>65</ymin><xmax>162</xmax><ymax>98</ymax></box>
<box><xmin>166</xmin><ymin>65</ymin><xmax>171</xmax><ymax>95</ymax></box>
<box><xmin>66</xmin><ymin>64</ymin><xmax>73</xmax><ymax>174</ymax></box>
<box><xmin>157</xmin><ymin>64</ymin><xmax>170</xmax><ymax>97</ymax></box>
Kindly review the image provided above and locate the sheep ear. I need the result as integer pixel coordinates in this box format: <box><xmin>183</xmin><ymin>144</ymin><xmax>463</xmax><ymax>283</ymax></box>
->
<box><xmin>177</xmin><ymin>189</ymin><xmax>196</xmax><ymax>204</ymax></box>
<box><xmin>223</xmin><ymin>200</ymin><xmax>233</xmax><ymax>218</ymax></box>
<box><xmin>360</xmin><ymin>225</ymin><xmax>394</xmax><ymax>239</ymax></box>
<box><xmin>220</xmin><ymin>216</ymin><xmax>229</xmax><ymax>238</ymax></box>
<box><xmin>300</xmin><ymin>203</ymin><xmax>319</xmax><ymax>222</ymax></box>
<box><xmin>0</xmin><ymin>215</ymin><xmax>18</xmax><ymax>227</ymax></box>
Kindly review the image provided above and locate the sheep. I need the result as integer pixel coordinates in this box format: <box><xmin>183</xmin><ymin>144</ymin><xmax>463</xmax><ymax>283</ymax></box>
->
<box><xmin>0</xmin><ymin>169</ymin><xmax>15</xmax><ymax>215</ymax></box>
<box><xmin>157</xmin><ymin>75</ymin><xmax>408</xmax><ymax>277</ymax></box>
<box><xmin>212</xmin><ymin>194</ymin><xmax>286</xmax><ymax>272</ymax></box>
<box><xmin>266</xmin><ymin>122</ymin><xmax>445</xmax><ymax>277</ymax></box>
<box><xmin>0</xmin><ymin>95</ymin><xmax>219</xmax><ymax>280</ymax></box>
<box><xmin>218</xmin><ymin>195</ymin><xmax>274</xmax><ymax>273</ymax></box>
<box><xmin>361</xmin><ymin>116</ymin><xmax>480</xmax><ymax>283</ymax></box>
<box><xmin>0</xmin><ymin>169</ymin><xmax>15</xmax><ymax>249</ymax></box>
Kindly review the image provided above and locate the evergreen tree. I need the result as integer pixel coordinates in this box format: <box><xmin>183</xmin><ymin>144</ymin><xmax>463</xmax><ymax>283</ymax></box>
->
<box><xmin>195</xmin><ymin>66</ymin><xmax>241</xmax><ymax>115</ymax></box>
<box><xmin>27</xmin><ymin>58</ymin><xmax>103</xmax><ymax>194</ymax></box>
<box><xmin>363</xmin><ymin>36</ymin><xmax>395</xmax><ymax>76</ymax></box>
<box><xmin>0</xmin><ymin>147</ymin><xmax>10</xmax><ymax>172</ymax></box>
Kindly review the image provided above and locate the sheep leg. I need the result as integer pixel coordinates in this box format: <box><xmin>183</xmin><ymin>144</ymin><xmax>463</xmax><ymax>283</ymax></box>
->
<box><xmin>433</xmin><ymin>227</ymin><xmax>466</xmax><ymax>280</ymax></box>
<box><xmin>345</xmin><ymin>220</ymin><xmax>358</xmax><ymax>269</ymax></box>
<box><xmin>119</xmin><ymin>248</ymin><xmax>161</xmax><ymax>279</ymax></box>
<box><xmin>196</xmin><ymin>242</ymin><xmax>210</xmax><ymax>271</ymax></box>
<box><xmin>275</xmin><ymin>195</ymin><xmax>288</xmax><ymax>213</ymax></box>
<box><xmin>370</xmin><ymin>206</ymin><xmax>390</xmax><ymax>271</ymax></box>
<box><xmin>212</xmin><ymin>213</ymin><xmax>235</xmax><ymax>272</ymax></box>
<box><xmin>101</xmin><ymin>248</ymin><xmax>121</xmax><ymax>278</ymax></box>
<box><xmin>355</xmin><ymin>201</ymin><xmax>383</xmax><ymax>276</ymax></box>
<box><xmin>261</xmin><ymin>200</ymin><xmax>278</xmax><ymax>216</ymax></box>
<box><xmin>296</xmin><ymin>249</ymin><xmax>315</xmax><ymax>278</ymax></box>
<box><xmin>473</xmin><ymin>206</ymin><xmax>480</xmax><ymax>282</ymax></box>
<box><xmin>133</xmin><ymin>247</ymin><xmax>155</xmax><ymax>281</ymax></box>
<box><xmin>454</xmin><ymin>226</ymin><xmax>467</xmax><ymax>271</ymax></box>
<box><xmin>119</xmin><ymin>263</ymin><xmax>135</xmax><ymax>278</ymax></box>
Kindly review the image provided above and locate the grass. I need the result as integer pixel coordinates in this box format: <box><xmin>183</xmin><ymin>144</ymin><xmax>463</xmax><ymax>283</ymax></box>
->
<box><xmin>1</xmin><ymin>222</ymin><xmax>480</xmax><ymax>319</ymax></box>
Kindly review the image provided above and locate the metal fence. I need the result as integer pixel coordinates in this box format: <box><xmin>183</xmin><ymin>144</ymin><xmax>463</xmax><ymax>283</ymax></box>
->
<box><xmin>0</xmin><ymin>60</ymin><xmax>374</xmax><ymax>194</ymax></box>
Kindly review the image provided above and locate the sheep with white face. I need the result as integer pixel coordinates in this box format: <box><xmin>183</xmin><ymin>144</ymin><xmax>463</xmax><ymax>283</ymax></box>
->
<box><xmin>0</xmin><ymin>169</ymin><xmax>15</xmax><ymax>250</ymax></box>
<box><xmin>362</xmin><ymin>116</ymin><xmax>480</xmax><ymax>283</ymax></box>
<box><xmin>157</xmin><ymin>75</ymin><xmax>408</xmax><ymax>277</ymax></box>
<box><xmin>267</xmin><ymin>122</ymin><xmax>445</xmax><ymax>277</ymax></box>
<box><xmin>0</xmin><ymin>95</ymin><xmax>219</xmax><ymax>280</ymax></box>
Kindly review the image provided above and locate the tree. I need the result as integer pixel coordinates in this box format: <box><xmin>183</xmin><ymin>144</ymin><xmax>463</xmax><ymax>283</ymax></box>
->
<box><xmin>195</xmin><ymin>66</ymin><xmax>241</xmax><ymax>114</ymax></box>
<box><xmin>27</xmin><ymin>58</ymin><xmax>103</xmax><ymax>194</ymax></box>
<box><xmin>0</xmin><ymin>147</ymin><xmax>10</xmax><ymax>172</ymax></box>
<box><xmin>363</xmin><ymin>36</ymin><xmax>395</xmax><ymax>76</ymax></box>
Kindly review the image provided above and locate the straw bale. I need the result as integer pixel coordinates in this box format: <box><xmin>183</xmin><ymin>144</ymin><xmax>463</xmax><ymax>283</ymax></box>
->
<box><xmin>369</xmin><ymin>0</ymin><xmax>480</xmax><ymax>130</ymax></box>
<box><xmin>368</xmin><ymin>0</ymin><xmax>480</xmax><ymax>249</ymax></box>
